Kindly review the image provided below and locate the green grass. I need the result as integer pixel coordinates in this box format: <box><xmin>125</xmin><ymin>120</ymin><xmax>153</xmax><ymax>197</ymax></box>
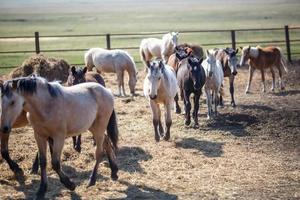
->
<box><xmin>0</xmin><ymin>0</ymin><xmax>300</xmax><ymax>75</ymax></box>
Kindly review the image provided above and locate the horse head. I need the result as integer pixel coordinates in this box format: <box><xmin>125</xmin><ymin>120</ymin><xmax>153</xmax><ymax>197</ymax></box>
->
<box><xmin>67</xmin><ymin>66</ymin><xmax>88</xmax><ymax>86</ymax></box>
<box><xmin>224</xmin><ymin>48</ymin><xmax>239</xmax><ymax>76</ymax></box>
<box><xmin>1</xmin><ymin>80</ymin><xmax>25</xmax><ymax>134</ymax></box>
<box><xmin>187</xmin><ymin>56</ymin><xmax>204</xmax><ymax>91</ymax></box>
<box><xmin>205</xmin><ymin>50</ymin><xmax>217</xmax><ymax>78</ymax></box>
<box><xmin>240</xmin><ymin>45</ymin><xmax>251</xmax><ymax>67</ymax></box>
<box><xmin>147</xmin><ymin>60</ymin><xmax>164</xmax><ymax>100</ymax></box>
<box><xmin>175</xmin><ymin>46</ymin><xmax>192</xmax><ymax>60</ymax></box>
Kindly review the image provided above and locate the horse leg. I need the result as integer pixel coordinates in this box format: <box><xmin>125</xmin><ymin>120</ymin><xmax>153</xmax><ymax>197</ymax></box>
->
<box><xmin>116</xmin><ymin>71</ymin><xmax>123</xmax><ymax>97</ymax></box>
<box><xmin>245</xmin><ymin>66</ymin><xmax>255</xmax><ymax>94</ymax></box>
<box><xmin>261</xmin><ymin>68</ymin><xmax>266</xmax><ymax>93</ymax></box>
<box><xmin>270</xmin><ymin>67</ymin><xmax>276</xmax><ymax>92</ymax></box>
<box><xmin>193</xmin><ymin>92</ymin><xmax>200</xmax><ymax>128</ymax></box>
<box><xmin>183</xmin><ymin>91</ymin><xmax>191</xmax><ymax>126</ymax></box>
<box><xmin>277</xmin><ymin>64</ymin><xmax>285</xmax><ymax>90</ymax></box>
<box><xmin>73</xmin><ymin>135</ymin><xmax>81</xmax><ymax>153</ymax></box>
<box><xmin>163</xmin><ymin>102</ymin><xmax>172</xmax><ymax>141</ymax></box>
<box><xmin>34</xmin><ymin>133</ymin><xmax>48</xmax><ymax>199</ymax></box>
<box><xmin>150</xmin><ymin>101</ymin><xmax>160</xmax><ymax>142</ymax></box>
<box><xmin>214</xmin><ymin>89</ymin><xmax>219</xmax><ymax>117</ymax></box>
<box><xmin>229</xmin><ymin>76</ymin><xmax>236</xmax><ymax>107</ymax></box>
<box><xmin>51</xmin><ymin>137</ymin><xmax>75</xmax><ymax>191</ymax></box>
<box><xmin>31</xmin><ymin>153</ymin><xmax>39</xmax><ymax>174</ymax></box>
<box><xmin>219</xmin><ymin>84</ymin><xmax>224</xmax><ymax>107</ymax></box>
<box><xmin>103</xmin><ymin>135</ymin><xmax>118</xmax><ymax>180</ymax></box>
<box><xmin>205</xmin><ymin>87</ymin><xmax>212</xmax><ymax>120</ymax></box>
<box><xmin>1</xmin><ymin>133</ymin><xmax>23</xmax><ymax>174</ymax></box>
<box><xmin>121</xmin><ymin>72</ymin><xmax>127</xmax><ymax>96</ymax></box>
<box><xmin>88</xmin><ymin>125</ymin><xmax>106</xmax><ymax>187</ymax></box>
<box><xmin>174</xmin><ymin>93</ymin><xmax>181</xmax><ymax>114</ymax></box>
<box><xmin>157</xmin><ymin>105</ymin><xmax>164</xmax><ymax>137</ymax></box>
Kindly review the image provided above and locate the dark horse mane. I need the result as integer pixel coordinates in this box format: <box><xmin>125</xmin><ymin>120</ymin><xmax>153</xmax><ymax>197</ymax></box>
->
<box><xmin>2</xmin><ymin>76</ymin><xmax>61</xmax><ymax>98</ymax></box>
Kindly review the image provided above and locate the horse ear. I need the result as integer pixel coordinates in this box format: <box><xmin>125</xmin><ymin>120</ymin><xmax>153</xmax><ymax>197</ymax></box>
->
<box><xmin>199</xmin><ymin>58</ymin><xmax>204</xmax><ymax>64</ymax></box>
<box><xmin>239</xmin><ymin>46</ymin><xmax>243</xmax><ymax>50</ymax></box>
<box><xmin>71</xmin><ymin>66</ymin><xmax>76</xmax><ymax>75</ymax></box>
<box><xmin>83</xmin><ymin>67</ymin><xmax>87</xmax><ymax>74</ymax></box>
<box><xmin>248</xmin><ymin>45</ymin><xmax>251</xmax><ymax>51</ymax></box>
<box><xmin>206</xmin><ymin>50</ymin><xmax>210</xmax><ymax>57</ymax></box>
<box><xmin>146</xmin><ymin>61</ymin><xmax>151</xmax><ymax>68</ymax></box>
<box><xmin>235</xmin><ymin>48</ymin><xmax>239</xmax><ymax>54</ymax></box>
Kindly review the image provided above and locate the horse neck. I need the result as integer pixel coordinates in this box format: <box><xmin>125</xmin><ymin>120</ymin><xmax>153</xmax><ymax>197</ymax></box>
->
<box><xmin>249</xmin><ymin>47</ymin><xmax>259</xmax><ymax>59</ymax></box>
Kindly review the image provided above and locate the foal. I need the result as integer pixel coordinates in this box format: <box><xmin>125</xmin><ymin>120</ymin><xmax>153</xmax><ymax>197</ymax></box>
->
<box><xmin>143</xmin><ymin>60</ymin><xmax>177</xmax><ymax>141</ymax></box>
<box><xmin>240</xmin><ymin>45</ymin><xmax>288</xmax><ymax>93</ymax></box>
<box><xmin>215</xmin><ymin>48</ymin><xmax>239</xmax><ymax>107</ymax></box>
<box><xmin>176</xmin><ymin>56</ymin><xmax>206</xmax><ymax>127</ymax></box>
<box><xmin>67</xmin><ymin>66</ymin><xmax>105</xmax><ymax>153</ymax></box>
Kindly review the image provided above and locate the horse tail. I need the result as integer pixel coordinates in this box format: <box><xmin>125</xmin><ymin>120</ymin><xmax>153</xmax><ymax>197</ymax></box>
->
<box><xmin>277</xmin><ymin>47</ymin><xmax>289</xmax><ymax>73</ymax></box>
<box><xmin>84</xmin><ymin>50</ymin><xmax>94</xmax><ymax>71</ymax></box>
<box><xmin>107</xmin><ymin>109</ymin><xmax>119</xmax><ymax>150</ymax></box>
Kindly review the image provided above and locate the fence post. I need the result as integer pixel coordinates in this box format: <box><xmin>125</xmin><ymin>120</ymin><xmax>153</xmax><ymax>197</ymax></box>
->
<box><xmin>284</xmin><ymin>25</ymin><xmax>291</xmax><ymax>62</ymax></box>
<box><xmin>231</xmin><ymin>30</ymin><xmax>236</xmax><ymax>50</ymax></box>
<box><xmin>106</xmin><ymin>34</ymin><xmax>111</xmax><ymax>50</ymax></box>
<box><xmin>35</xmin><ymin>31</ymin><xmax>40</xmax><ymax>54</ymax></box>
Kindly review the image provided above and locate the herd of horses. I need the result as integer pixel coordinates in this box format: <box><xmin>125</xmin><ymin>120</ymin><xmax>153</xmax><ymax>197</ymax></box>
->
<box><xmin>0</xmin><ymin>32</ymin><xmax>288</xmax><ymax>199</ymax></box>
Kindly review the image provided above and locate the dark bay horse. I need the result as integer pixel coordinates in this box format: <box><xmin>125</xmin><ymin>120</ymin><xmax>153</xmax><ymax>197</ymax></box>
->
<box><xmin>215</xmin><ymin>48</ymin><xmax>239</xmax><ymax>107</ymax></box>
<box><xmin>67</xmin><ymin>66</ymin><xmax>105</xmax><ymax>153</ymax></box>
<box><xmin>176</xmin><ymin>56</ymin><xmax>206</xmax><ymax>127</ymax></box>
<box><xmin>1</xmin><ymin>76</ymin><xmax>119</xmax><ymax>199</ymax></box>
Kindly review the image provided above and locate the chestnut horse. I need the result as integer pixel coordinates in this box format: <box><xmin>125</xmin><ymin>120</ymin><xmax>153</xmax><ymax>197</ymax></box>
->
<box><xmin>215</xmin><ymin>48</ymin><xmax>239</xmax><ymax>107</ymax></box>
<box><xmin>1</xmin><ymin>76</ymin><xmax>119</xmax><ymax>199</ymax></box>
<box><xmin>240</xmin><ymin>46</ymin><xmax>288</xmax><ymax>93</ymax></box>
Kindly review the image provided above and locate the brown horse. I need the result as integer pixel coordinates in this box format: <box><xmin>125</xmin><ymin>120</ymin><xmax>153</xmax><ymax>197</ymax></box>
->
<box><xmin>67</xmin><ymin>66</ymin><xmax>105</xmax><ymax>153</ymax></box>
<box><xmin>240</xmin><ymin>46</ymin><xmax>288</xmax><ymax>93</ymax></box>
<box><xmin>1</xmin><ymin>76</ymin><xmax>119</xmax><ymax>198</ymax></box>
<box><xmin>176</xmin><ymin>43</ymin><xmax>204</xmax><ymax>59</ymax></box>
<box><xmin>215</xmin><ymin>48</ymin><xmax>239</xmax><ymax>107</ymax></box>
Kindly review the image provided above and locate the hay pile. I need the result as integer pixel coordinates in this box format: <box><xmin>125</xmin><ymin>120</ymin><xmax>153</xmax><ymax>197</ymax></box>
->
<box><xmin>9</xmin><ymin>54</ymin><xmax>70</xmax><ymax>83</ymax></box>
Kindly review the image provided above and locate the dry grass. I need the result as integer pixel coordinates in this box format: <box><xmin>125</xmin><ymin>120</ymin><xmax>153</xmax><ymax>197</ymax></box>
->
<box><xmin>0</xmin><ymin>63</ymin><xmax>299</xmax><ymax>200</ymax></box>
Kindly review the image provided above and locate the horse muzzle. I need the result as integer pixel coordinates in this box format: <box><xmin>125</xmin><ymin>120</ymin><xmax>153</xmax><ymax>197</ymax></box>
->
<box><xmin>1</xmin><ymin>126</ymin><xmax>11</xmax><ymax>134</ymax></box>
<box><xmin>232</xmin><ymin>71</ymin><xmax>237</xmax><ymax>76</ymax></box>
<box><xmin>150</xmin><ymin>95</ymin><xmax>157</xmax><ymax>100</ymax></box>
<box><xmin>208</xmin><ymin>71</ymin><xmax>213</xmax><ymax>77</ymax></box>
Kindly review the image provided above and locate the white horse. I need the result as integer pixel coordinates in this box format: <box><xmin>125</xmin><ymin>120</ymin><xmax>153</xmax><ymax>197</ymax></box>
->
<box><xmin>84</xmin><ymin>48</ymin><xmax>138</xmax><ymax>97</ymax></box>
<box><xmin>202</xmin><ymin>50</ymin><xmax>224</xmax><ymax>119</ymax></box>
<box><xmin>143</xmin><ymin>60</ymin><xmax>177</xmax><ymax>142</ymax></box>
<box><xmin>1</xmin><ymin>76</ymin><xmax>119</xmax><ymax>199</ymax></box>
<box><xmin>139</xmin><ymin>32</ymin><xmax>179</xmax><ymax>67</ymax></box>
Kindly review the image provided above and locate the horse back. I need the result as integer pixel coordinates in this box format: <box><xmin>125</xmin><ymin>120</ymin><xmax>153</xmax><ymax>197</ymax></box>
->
<box><xmin>252</xmin><ymin>47</ymin><xmax>281</xmax><ymax>68</ymax></box>
<box><xmin>85</xmin><ymin>72</ymin><xmax>105</xmax><ymax>87</ymax></box>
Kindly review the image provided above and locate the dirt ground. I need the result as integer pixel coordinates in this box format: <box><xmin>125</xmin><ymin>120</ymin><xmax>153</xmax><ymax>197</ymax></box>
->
<box><xmin>0</xmin><ymin>63</ymin><xmax>299</xmax><ymax>200</ymax></box>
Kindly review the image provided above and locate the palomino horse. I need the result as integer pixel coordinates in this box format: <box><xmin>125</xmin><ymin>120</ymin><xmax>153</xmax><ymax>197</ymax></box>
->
<box><xmin>140</xmin><ymin>32</ymin><xmax>179</xmax><ymax>66</ymax></box>
<box><xmin>240</xmin><ymin>45</ymin><xmax>288</xmax><ymax>93</ymax></box>
<box><xmin>84</xmin><ymin>48</ymin><xmax>137</xmax><ymax>96</ymax></box>
<box><xmin>215</xmin><ymin>48</ymin><xmax>239</xmax><ymax>107</ymax></box>
<box><xmin>176</xmin><ymin>56</ymin><xmax>206</xmax><ymax>128</ymax></box>
<box><xmin>143</xmin><ymin>60</ymin><xmax>177</xmax><ymax>141</ymax></box>
<box><xmin>1</xmin><ymin>76</ymin><xmax>119</xmax><ymax>199</ymax></box>
<box><xmin>202</xmin><ymin>50</ymin><xmax>224</xmax><ymax>119</ymax></box>
<box><xmin>67</xmin><ymin>66</ymin><xmax>106</xmax><ymax>153</ymax></box>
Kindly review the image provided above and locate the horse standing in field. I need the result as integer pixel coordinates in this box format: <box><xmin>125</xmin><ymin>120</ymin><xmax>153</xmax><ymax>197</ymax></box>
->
<box><xmin>84</xmin><ymin>48</ymin><xmax>137</xmax><ymax>97</ymax></box>
<box><xmin>215</xmin><ymin>48</ymin><xmax>239</xmax><ymax>107</ymax></box>
<box><xmin>143</xmin><ymin>60</ymin><xmax>177</xmax><ymax>142</ymax></box>
<box><xmin>1</xmin><ymin>76</ymin><xmax>119</xmax><ymax>199</ymax></box>
<box><xmin>176</xmin><ymin>56</ymin><xmax>206</xmax><ymax>128</ymax></box>
<box><xmin>202</xmin><ymin>50</ymin><xmax>224</xmax><ymax>119</ymax></box>
<box><xmin>139</xmin><ymin>32</ymin><xmax>179</xmax><ymax>67</ymax></box>
<box><xmin>67</xmin><ymin>66</ymin><xmax>106</xmax><ymax>153</ymax></box>
<box><xmin>240</xmin><ymin>45</ymin><xmax>288</xmax><ymax>93</ymax></box>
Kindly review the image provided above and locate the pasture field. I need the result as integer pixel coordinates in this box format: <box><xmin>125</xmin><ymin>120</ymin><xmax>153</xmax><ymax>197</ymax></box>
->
<box><xmin>0</xmin><ymin>0</ymin><xmax>300</xmax><ymax>72</ymax></box>
<box><xmin>0</xmin><ymin>63</ymin><xmax>299</xmax><ymax>199</ymax></box>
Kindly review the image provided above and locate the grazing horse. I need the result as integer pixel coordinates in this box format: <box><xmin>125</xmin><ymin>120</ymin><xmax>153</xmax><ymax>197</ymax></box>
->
<box><xmin>202</xmin><ymin>50</ymin><xmax>224</xmax><ymax>119</ymax></box>
<box><xmin>140</xmin><ymin>32</ymin><xmax>179</xmax><ymax>66</ymax></box>
<box><xmin>143</xmin><ymin>60</ymin><xmax>177</xmax><ymax>142</ymax></box>
<box><xmin>215</xmin><ymin>48</ymin><xmax>239</xmax><ymax>107</ymax></box>
<box><xmin>240</xmin><ymin>45</ymin><xmax>288</xmax><ymax>93</ymax></box>
<box><xmin>1</xmin><ymin>76</ymin><xmax>119</xmax><ymax>199</ymax></box>
<box><xmin>176</xmin><ymin>56</ymin><xmax>206</xmax><ymax>128</ymax></box>
<box><xmin>67</xmin><ymin>66</ymin><xmax>106</xmax><ymax>153</ymax></box>
<box><xmin>84</xmin><ymin>48</ymin><xmax>137</xmax><ymax>97</ymax></box>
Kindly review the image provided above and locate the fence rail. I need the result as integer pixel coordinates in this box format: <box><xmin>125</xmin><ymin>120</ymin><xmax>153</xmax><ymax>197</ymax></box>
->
<box><xmin>0</xmin><ymin>25</ymin><xmax>299</xmax><ymax>69</ymax></box>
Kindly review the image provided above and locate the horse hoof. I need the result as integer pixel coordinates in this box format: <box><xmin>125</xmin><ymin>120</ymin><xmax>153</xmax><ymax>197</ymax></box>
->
<box><xmin>31</xmin><ymin>168</ymin><xmax>39</xmax><ymax>175</ymax></box>
<box><xmin>155</xmin><ymin>136</ymin><xmax>160</xmax><ymax>142</ymax></box>
<box><xmin>193</xmin><ymin>124</ymin><xmax>199</xmax><ymax>129</ymax></box>
<box><xmin>231</xmin><ymin>102</ymin><xmax>236</xmax><ymax>107</ymax></box>
<box><xmin>111</xmin><ymin>173</ymin><xmax>118</xmax><ymax>181</ymax></box>
<box><xmin>245</xmin><ymin>90</ymin><xmax>250</xmax><ymax>94</ymax></box>
<box><xmin>163</xmin><ymin>135</ymin><xmax>170</xmax><ymax>141</ymax></box>
<box><xmin>75</xmin><ymin>146</ymin><xmax>81</xmax><ymax>153</ymax></box>
<box><xmin>87</xmin><ymin>179</ymin><xmax>96</xmax><ymax>188</ymax></box>
<box><xmin>185</xmin><ymin>120</ymin><xmax>191</xmax><ymax>126</ymax></box>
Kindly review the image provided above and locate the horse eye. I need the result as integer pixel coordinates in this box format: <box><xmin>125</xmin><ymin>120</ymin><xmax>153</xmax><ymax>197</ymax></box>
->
<box><xmin>10</xmin><ymin>101</ymin><xmax>15</xmax><ymax>106</ymax></box>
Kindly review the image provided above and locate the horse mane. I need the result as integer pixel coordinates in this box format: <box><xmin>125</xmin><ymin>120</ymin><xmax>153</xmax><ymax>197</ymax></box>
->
<box><xmin>3</xmin><ymin>76</ymin><xmax>61</xmax><ymax>98</ymax></box>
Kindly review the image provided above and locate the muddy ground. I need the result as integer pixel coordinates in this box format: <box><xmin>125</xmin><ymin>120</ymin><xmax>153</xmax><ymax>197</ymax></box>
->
<box><xmin>0</xmin><ymin>63</ymin><xmax>299</xmax><ymax>199</ymax></box>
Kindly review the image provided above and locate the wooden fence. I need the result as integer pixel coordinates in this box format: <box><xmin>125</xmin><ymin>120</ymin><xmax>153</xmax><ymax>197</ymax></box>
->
<box><xmin>0</xmin><ymin>25</ymin><xmax>300</xmax><ymax>69</ymax></box>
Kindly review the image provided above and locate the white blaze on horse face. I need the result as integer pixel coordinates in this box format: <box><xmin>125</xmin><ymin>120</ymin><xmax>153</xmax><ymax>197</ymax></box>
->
<box><xmin>206</xmin><ymin>54</ymin><xmax>216</xmax><ymax>77</ymax></box>
<box><xmin>1</xmin><ymin>91</ymin><xmax>24</xmax><ymax>132</ymax></box>
<box><xmin>147</xmin><ymin>66</ymin><xmax>163</xmax><ymax>99</ymax></box>
<box><xmin>228</xmin><ymin>56</ymin><xmax>238</xmax><ymax>74</ymax></box>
